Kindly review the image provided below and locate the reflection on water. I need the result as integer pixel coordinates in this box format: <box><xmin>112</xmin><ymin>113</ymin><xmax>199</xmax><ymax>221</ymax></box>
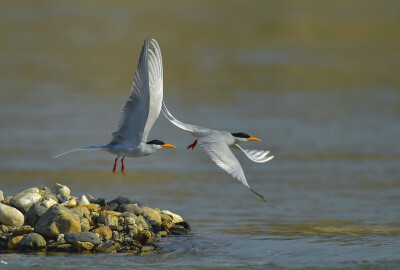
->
<box><xmin>1</xmin><ymin>1</ymin><xmax>400</xmax><ymax>269</ymax></box>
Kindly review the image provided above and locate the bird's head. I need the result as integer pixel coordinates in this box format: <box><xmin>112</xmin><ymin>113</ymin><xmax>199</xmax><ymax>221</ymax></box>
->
<box><xmin>146</xmin><ymin>140</ymin><xmax>176</xmax><ymax>150</ymax></box>
<box><xmin>231</xmin><ymin>132</ymin><xmax>261</xmax><ymax>143</ymax></box>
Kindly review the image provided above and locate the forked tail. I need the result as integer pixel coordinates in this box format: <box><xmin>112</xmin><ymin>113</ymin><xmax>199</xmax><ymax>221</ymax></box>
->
<box><xmin>53</xmin><ymin>145</ymin><xmax>107</xmax><ymax>158</ymax></box>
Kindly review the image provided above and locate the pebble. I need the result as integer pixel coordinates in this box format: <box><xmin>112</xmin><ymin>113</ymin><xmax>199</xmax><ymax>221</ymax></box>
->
<box><xmin>64</xmin><ymin>232</ymin><xmax>101</xmax><ymax>245</ymax></box>
<box><xmin>78</xmin><ymin>195</ymin><xmax>90</xmax><ymax>206</ymax></box>
<box><xmin>18</xmin><ymin>233</ymin><xmax>46</xmax><ymax>250</ymax></box>
<box><xmin>94</xmin><ymin>241</ymin><xmax>120</xmax><ymax>253</ymax></box>
<box><xmin>161</xmin><ymin>210</ymin><xmax>184</xmax><ymax>223</ymax></box>
<box><xmin>51</xmin><ymin>183</ymin><xmax>70</xmax><ymax>198</ymax></box>
<box><xmin>7</xmin><ymin>235</ymin><xmax>23</xmax><ymax>250</ymax></box>
<box><xmin>0</xmin><ymin>203</ymin><xmax>24</xmax><ymax>227</ymax></box>
<box><xmin>9</xmin><ymin>188</ymin><xmax>42</xmax><ymax>213</ymax></box>
<box><xmin>119</xmin><ymin>203</ymin><xmax>144</xmax><ymax>216</ymax></box>
<box><xmin>143</xmin><ymin>206</ymin><xmax>162</xmax><ymax>225</ymax></box>
<box><xmin>92</xmin><ymin>226</ymin><xmax>112</xmax><ymax>240</ymax></box>
<box><xmin>73</xmin><ymin>241</ymin><xmax>94</xmax><ymax>251</ymax></box>
<box><xmin>34</xmin><ymin>205</ymin><xmax>81</xmax><ymax>238</ymax></box>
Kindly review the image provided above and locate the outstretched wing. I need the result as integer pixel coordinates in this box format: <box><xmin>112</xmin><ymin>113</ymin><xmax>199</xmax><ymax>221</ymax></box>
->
<box><xmin>197</xmin><ymin>137</ymin><xmax>267</xmax><ymax>203</ymax></box>
<box><xmin>111</xmin><ymin>39</ymin><xmax>163</xmax><ymax>145</ymax></box>
<box><xmin>234</xmin><ymin>144</ymin><xmax>274</xmax><ymax>163</ymax></box>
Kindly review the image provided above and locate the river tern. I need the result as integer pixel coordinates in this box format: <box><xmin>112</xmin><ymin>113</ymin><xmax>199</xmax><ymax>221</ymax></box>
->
<box><xmin>54</xmin><ymin>39</ymin><xmax>176</xmax><ymax>174</ymax></box>
<box><xmin>162</xmin><ymin>102</ymin><xmax>273</xmax><ymax>202</ymax></box>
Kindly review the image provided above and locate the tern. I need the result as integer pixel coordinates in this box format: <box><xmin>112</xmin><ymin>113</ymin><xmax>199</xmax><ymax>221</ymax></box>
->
<box><xmin>54</xmin><ymin>39</ymin><xmax>176</xmax><ymax>174</ymax></box>
<box><xmin>162</xmin><ymin>102</ymin><xmax>274</xmax><ymax>203</ymax></box>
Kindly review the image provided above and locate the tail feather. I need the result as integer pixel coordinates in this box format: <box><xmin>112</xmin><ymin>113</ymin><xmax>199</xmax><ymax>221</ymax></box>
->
<box><xmin>53</xmin><ymin>145</ymin><xmax>107</xmax><ymax>158</ymax></box>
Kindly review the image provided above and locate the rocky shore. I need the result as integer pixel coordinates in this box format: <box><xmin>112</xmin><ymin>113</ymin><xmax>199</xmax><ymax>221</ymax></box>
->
<box><xmin>0</xmin><ymin>184</ymin><xmax>190</xmax><ymax>255</ymax></box>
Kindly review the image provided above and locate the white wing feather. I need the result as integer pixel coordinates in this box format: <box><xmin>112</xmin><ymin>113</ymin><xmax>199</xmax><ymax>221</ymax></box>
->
<box><xmin>111</xmin><ymin>38</ymin><xmax>163</xmax><ymax>145</ymax></box>
<box><xmin>198</xmin><ymin>139</ymin><xmax>267</xmax><ymax>203</ymax></box>
<box><xmin>234</xmin><ymin>144</ymin><xmax>274</xmax><ymax>163</ymax></box>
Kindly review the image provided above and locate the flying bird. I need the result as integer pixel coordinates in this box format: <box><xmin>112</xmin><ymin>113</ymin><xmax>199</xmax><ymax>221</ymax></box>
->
<box><xmin>54</xmin><ymin>39</ymin><xmax>176</xmax><ymax>174</ymax></box>
<box><xmin>162</xmin><ymin>102</ymin><xmax>273</xmax><ymax>203</ymax></box>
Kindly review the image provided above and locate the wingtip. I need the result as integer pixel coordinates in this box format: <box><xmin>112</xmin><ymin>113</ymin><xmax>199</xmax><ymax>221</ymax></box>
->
<box><xmin>250</xmin><ymin>188</ymin><xmax>268</xmax><ymax>204</ymax></box>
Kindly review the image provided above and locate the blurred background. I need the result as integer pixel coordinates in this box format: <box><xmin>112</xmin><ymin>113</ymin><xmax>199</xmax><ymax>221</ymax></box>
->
<box><xmin>0</xmin><ymin>1</ymin><xmax>400</xmax><ymax>269</ymax></box>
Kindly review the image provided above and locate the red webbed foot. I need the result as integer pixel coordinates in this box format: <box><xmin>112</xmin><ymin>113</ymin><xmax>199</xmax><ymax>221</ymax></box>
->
<box><xmin>187</xmin><ymin>140</ymin><xmax>198</xmax><ymax>150</ymax></box>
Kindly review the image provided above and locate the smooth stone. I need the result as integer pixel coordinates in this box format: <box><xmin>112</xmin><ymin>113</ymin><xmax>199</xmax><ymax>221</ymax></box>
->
<box><xmin>109</xmin><ymin>196</ymin><xmax>143</xmax><ymax>207</ymax></box>
<box><xmin>18</xmin><ymin>233</ymin><xmax>46</xmax><ymax>250</ymax></box>
<box><xmin>142</xmin><ymin>207</ymin><xmax>162</xmax><ymax>225</ymax></box>
<box><xmin>73</xmin><ymin>241</ymin><xmax>94</xmax><ymax>251</ymax></box>
<box><xmin>40</xmin><ymin>192</ymin><xmax>58</xmax><ymax>203</ymax></box>
<box><xmin>7</xmin><ymin>235</ymin><xmax>24</xmax><ymax>250</ymax></box>
<box><xmin>62</xmin><ymin>197</ymin><xmax>77</xmax><ymax>208</ymax></box>
<box><xmin>77</xmin><ymin>195</ymin><xmax>90</xmax><ymax>206</ymax></box>
<box><xmin>0</xmin><ymin>203</ymin><xmax>24</xmax><ymax>226</ymax></box>
<box><xmin>92</xmin><ymin>226</ymin><xmax>112</xmax><ymax>240</ymax></box>
<box><xmin>26</xmin><ymin>199</ymin><xmax>56</xmax><ymax>227</ymax></box>
<box><xmin>64</xmin><ymin>232</ymin><xmax>101</xmax><ymax>245</ymax></box>
<box><xmin>0</xmin><ymin>190</ymin><xmax>3</xmax><ymax>203</ymax></box>
<box><xmin>119</xmin><ymin>204</ymin><xmax>144</xmax><ymax>216</ymax></box>
<box><xmin>57</xmin><ymin>234</ymin><xmax>65</xmax><ymax>243</ymax></box>
<box><xmin>161</xmin><ymin>210</ymin><xmax>184</xmax><ymax>223</ymax></box>
<box><xmin>94</xmin><ymin>241</ymin><xmax>120</xmax><ymax>253</ymax></box>
<box><xmin>9</xmin><ymin>188</ymin><xmax>42</xmax><ymax>213</ymax></box>
<box><xmin>34</xmin><ymin>205</ymin><xmax>81</xmax><ymax>238</ymax></box>
<box><xmin>51</xmin><ymin>183</ymin><xmax>70</xmax><ymax>198</ymax></box>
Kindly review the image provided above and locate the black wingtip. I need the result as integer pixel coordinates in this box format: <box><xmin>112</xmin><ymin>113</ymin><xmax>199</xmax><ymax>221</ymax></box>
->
<box><xmin>250</xmin><ymin>188</ymin><xmax>268</xmax><ymax>204</ymax></box>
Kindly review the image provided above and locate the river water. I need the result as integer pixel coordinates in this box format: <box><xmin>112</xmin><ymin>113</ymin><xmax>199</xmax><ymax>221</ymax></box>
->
<box><xmin>1</xmin><ymin>1</ymin><xmax>400</xmax><ymax>269</ymax></box>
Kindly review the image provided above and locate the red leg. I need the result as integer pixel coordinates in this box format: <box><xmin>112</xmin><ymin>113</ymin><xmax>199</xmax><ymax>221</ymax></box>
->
<box><xmin>187</xmin><ymin>139</ymin><xmax>198</xmax><ymax>150</ymax></box>
<box><xmin>121</xmin><ymin>157</ymin><xmax>125</xmax><ymax>175</ymax></box>
<box><xmin>112</xmin><ymin>157</ymin><xmax>118</xmax><ymax>173</ymax></box>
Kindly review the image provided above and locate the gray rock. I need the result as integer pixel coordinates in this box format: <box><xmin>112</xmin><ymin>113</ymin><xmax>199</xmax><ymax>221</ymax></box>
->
<box><xmin>57</xmin><ymin>194</ymin><xmax>69</xmax><ymax>203</ymax></box>
<box><xmin>25</xmin><ymin>199</ymin><xmax>56</xmax><ymax>227</ymax></box>
<box><xmin>34</xmin><ymin>205</ymin><xmax>81</xmax><ymax>238</ymax></box>
<box><xmin>9</xmin><ymin>188</ymin><xmax>42</xmax><ymax>213</ymax></box>
<box><xmin>64</xmin><ymin>232</ymin><xmax>101</xmax><ymax>245</ymax></box>
<box><xmin>0</xmin><ymin>203</ymin><xmax>24</xmax><ymax>226</ymax></box>
<box><xmin>0</xmin><ymin>190</ymin><xmax>3</xmax><ymax>203</ymax></box>
<box><xmin>109</xmin><ymin>196</ymin><xmax>143</xmax><ymax>207</ymax></box>
<box><xmin>94</xmin><ymin>241</ymin><xmax>120</xmax><ymax>253</ymax></box>
<box><xmin>18</xmin><ymin>233</ymin><xmax>46</xmax><ymax>250</ymax></box>
<box><xmin>77</xmin><ymin>195</ymin><xmax>90</xmax><ymax>206</ymax></box>
<box><xmin>51</xmin><ymin>183</ymin><xmax>70</xmax><ymax>198</ymax></box>
<box><xmin>119</xmin><ymin>203</ymin><xmax>144</xmax><ymax>216</ymax></box>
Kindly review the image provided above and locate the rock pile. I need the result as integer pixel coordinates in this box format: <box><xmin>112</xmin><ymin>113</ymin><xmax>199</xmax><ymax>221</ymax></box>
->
<box><xmin>0</xmin><ymin>184</ymin><xmax>190</xmax><ymax>255</ymax></box>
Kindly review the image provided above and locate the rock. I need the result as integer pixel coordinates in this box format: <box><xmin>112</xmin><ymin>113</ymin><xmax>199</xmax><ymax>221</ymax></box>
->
<box><xmin>98</xmin><ymin>212</ymin><xmax>119</xmax><ymax>227</ymax></box>
<box><xmin>7</xmin><ymin>235</ymin><xmax>23</xmax><ymax>250</ymax></box>
<box><xmin>136</xmin><ymin>215</ymin><xmax>152</xmax><ymax>231</ymax></box>
<box><xmin>0</xmin><ymin>203</ymin><xmax>24</xmax><ymax>226</ymax></box>
<box><xmin>73</xmin><ymin>241</ymin><xmax>94</xmax><ymax>251</ymax></box>
<box><xmin>91</xmin><ymin>226</ymin><xmax>112</xmax><ymax>240</ymax></box>
<box><xmin>51</xmin><ymin>183</ymin><xmax>70</xmax><ymax>198</ymax></box>
<box><xmin>81</xmin><ymin>204</ymin><xmax>99</xmax><ymax>212</ymax></box>
<box><xmin>9</xmin><ymin>188</ymin><xmax>42</xmax><ymax>213</ymax></box>
<box><xmin>105</xmin><ymin>202</ymin><xmax>119</xmax><ymax>211</ymax></box>
<box><xmin>11</xmin><ymin>225</ymin><xmax>32</xmax><ymax>236</ymax></box>
<box><xmin>141</xmin><ymin>245</ymin><xmax>155</xmax><ymax>252</ymax></box>
<box><xmin>57</xmin><ymin>234</ymin><xmax>65</xmax><ymax>243</ymax></box>
<box><xmin>17</xmin><ymin>233</ymin><xmax>46</xmax><ymax>250</ymax></box>
<box><xmin>77</xmin><ymin>195</ymin><xmax>90</xmax><ymax>206</ymax></box>
<box><xmin>161</xmin><ymin>219</ymin><xmax>174</xmax><ymax>230</ymax></box>
<box><xmin>80</xmin><ymin>218</ymin><xmax>91</xmax><ymax>232</ymax></box>
<box><xmin>161</xmin><ymin>210</ymin><xmax>183</xmax><ymax>223</ymax></box>
<box><xmin>109</xmin><ymin>196</ymin><xmax>143</xmax><ymax>207</ymax></box>
<box><xmin>57</xmin><ymin>194</ymin><xmax>69</xmax><ymax>203</ymax></box>
<box><xmin>143</xmin><ymin>207</ymin><xmax>162</xmax><ymax>225</ymax></box>
<box><xmin>120</xmin><ymin>212</ymin><xmax>138</xmax><ymax>220</ymax></box>
<box><xmin>40</xmin><ymin>192</ymin><xmax>58</xmax><ymax>203</ymax></box>
<box><xmin>34</xmin><ymin>205</ymin><xmax>81</xmax><ymax>238</ymax></box>
<box><xmin>64</xmin><ymin>232</ymin><xmax>101</xmax><ymax>245</ymax></box>
<box><xmin>94</xmin><ymin>198</ymin><xmax>106</xmax><ymax>206</ymax></box>
<box><xmin>47</xmin><ymin>242</ymin><xmax>73</xmax><ymax>252</ymax></box>
<box><xmin>112</xmin><ymin>231</ymin><xmax>123</xmax><ymax>243</ymax></box>
<box><xmin>135</xmin><ymin>230</ymin><xmax>152</xmax><ymax>245</ymax></box>
<box><xmin>26</xmin><ymin>199</ymin><xmax>56</xmax><ymax>227</ymax></box>
<box><xmin>169</xmin><ymin>221</ymin><xmax>191</xmax><ymax>235</ymax></box>
<box><xmin>160</xmin><ymin>212</ymin><xmax>173</xmax><ymax>222</ymax></box>
<box><xmin>94</xmin><ymin>241</ymin><xmax>120</xmax><ymax>253</ymax></box>
<box><xmin>62</xmin><ymin>197</ymin><xmax>77</xmax><ymax>208</ymax></box>
<box><xmin>119</xmin><ymin>204</ymin><xmax>144</xmax><ymax>216</ymax></box>
<box><xmin>0</xmin><ymin>190</ymin><xmax>3</xmax><ymax>203</ymax></box>
<box><xmin>69</xmin><ymin>206</ymin><xmax>91</xmax><ymax>222</ymax></box>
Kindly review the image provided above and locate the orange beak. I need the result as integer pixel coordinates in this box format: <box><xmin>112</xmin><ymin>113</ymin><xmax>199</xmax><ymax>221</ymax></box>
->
<box><xmin>247</xmin><ymin>137</ymin><xmax>262</xmax><ymax>142</ymax></box>
<box><xmin>161</xmin><ymin>143</ymin><xmax>176</xmax><ymax>148</ymax></box>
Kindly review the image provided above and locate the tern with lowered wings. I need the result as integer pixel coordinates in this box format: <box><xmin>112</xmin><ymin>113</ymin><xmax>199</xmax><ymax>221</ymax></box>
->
<box><xmin>54</xmin><ymin>39</ymin><xmax>176</xmax><ymax>174</ymax></box>
<box><xmin>162</xmin><ymin>102</ymin><xmax>273</xmax><ymax>203</ymax></box>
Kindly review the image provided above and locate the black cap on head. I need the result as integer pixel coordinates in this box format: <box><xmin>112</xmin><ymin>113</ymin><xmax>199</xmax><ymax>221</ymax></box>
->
<box><xmin>146</xmin><ymin>140</ymin><xmax>165</xmax><ymax>145</ymax></box>
<box><xmin>231</xmin><ymin>132</ymin><xmax>250</xmax><ymax>138</ymax></box>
